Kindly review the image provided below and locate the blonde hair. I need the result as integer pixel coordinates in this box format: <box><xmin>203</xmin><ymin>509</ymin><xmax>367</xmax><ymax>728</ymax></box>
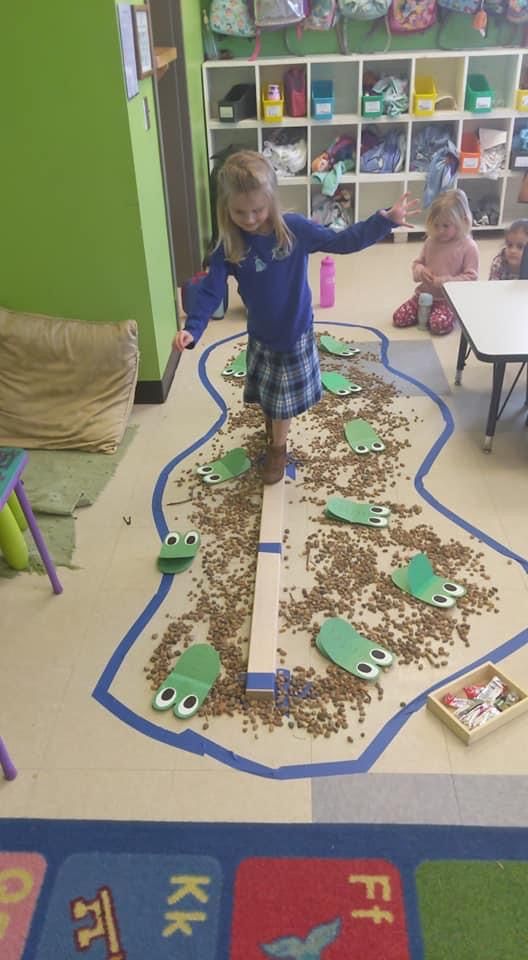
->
<box><xmin>425</xmin><ymin>189</ymin><xmax>472</xmax><ymax>239</ymax></box>
<box><xmin>216</xmin><ymin>150</ymin><xmax>293</xmax><ymax>263</ymax></box>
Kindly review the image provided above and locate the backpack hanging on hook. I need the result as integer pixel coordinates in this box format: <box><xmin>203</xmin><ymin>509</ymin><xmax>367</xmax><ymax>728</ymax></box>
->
<box><xmin>248</xmin><ymin>1</ymin><xmax>310</xmax><ymax>59</ymax></box>
<box><xmin>337</xmin><ymin>0</ymin><xmax>391</xmax><ymax>54</ymax></box>
<box><xmin>286</xmin><ymin>0</ymin><xmax>339</xmax><ymax>53</ymax></box>
<box><xmin>388</xmin><ymin>0</ymin><xmax>437</xmax><ymax>34</ymax></box>
<box><xmin>209</xmin><ymin>0</ymin><xmax>256</xmax><ymax>36</ymax></box>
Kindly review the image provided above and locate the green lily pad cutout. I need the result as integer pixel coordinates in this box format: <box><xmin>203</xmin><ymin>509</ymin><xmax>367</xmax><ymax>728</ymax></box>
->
<box><xmin>316</xmin><ymin>617</ymin><xmax>393</xmax><ymax>681</ymax></box>
<box><xmin>345</xmin><ymin>419</ymin><xmax>385</xmax><ymax>455</ymax></box>
<box><xmin>222</xmin><ymin>349</ymin><xmax>246</xmax><ymax>379</ymax></box>
<box><xmin>321</xmin><ymin>371</ymin><xmax>362</xmax><ymax>396</ymax></box>
<box><xmin>326</xmin><ymin>496</ymin><xmax>390</xmax><ymax>528</ymax></box>
<box><xmin>152</xmin><ymin>643</ymin><xmax>221</xmax><ymax>719</ymax></box>
<box><xmin>391</xmin><ymin>552</ymin><xmax>466</xmax><ymax>609</ymax></box>
<box><xmin>320</xmin><ymin>335</ymin><xmax>360</xmax><ymax>357</ymax></box>
<box><xmin>157</xmin><ymin>530</ymin><xmax>200</xmax><ymax>574</ymax></box>
<box><xmin>196</xmin><ymin>448</ymin><xmax>251</xmax><ymax>484</ymax></box>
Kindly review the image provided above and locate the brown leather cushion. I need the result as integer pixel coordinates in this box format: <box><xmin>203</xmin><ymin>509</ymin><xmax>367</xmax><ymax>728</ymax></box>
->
<box><xmin>0</xmin><ymin>308</ymin><xmax>138</xmax><ymax>453</ymax></box>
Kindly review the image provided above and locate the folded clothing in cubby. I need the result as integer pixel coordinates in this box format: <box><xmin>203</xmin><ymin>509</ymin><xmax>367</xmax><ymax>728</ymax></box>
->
<box><xmin>360</xmin><ymin>128</ymin><xmax>406</xmax><ymax>173</ymax></box>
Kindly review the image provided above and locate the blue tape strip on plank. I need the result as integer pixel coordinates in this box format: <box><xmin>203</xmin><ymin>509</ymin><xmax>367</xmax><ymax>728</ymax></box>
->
<box><xmin>258</xmin><ymin>542</ymin><xmax>281</xmax><ymax>554</ymax></box>
<box><xmin>246</xmin><ymin>673</ymin><xmax>276</xmax><ymax>690</ymax></box>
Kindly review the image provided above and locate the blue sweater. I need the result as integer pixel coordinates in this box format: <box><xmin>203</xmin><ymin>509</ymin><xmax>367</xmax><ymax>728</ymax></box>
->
<box><xmin>185</xmin><ymin>211</ymin><xmax>393</xmax><ymax>352</ymax></box>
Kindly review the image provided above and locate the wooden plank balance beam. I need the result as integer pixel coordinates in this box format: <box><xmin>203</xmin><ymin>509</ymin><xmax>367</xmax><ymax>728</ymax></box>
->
<box><xmin>245</xmin><ymin>476</ymin><xmax>286</xmax><ymax>700</ymax></box>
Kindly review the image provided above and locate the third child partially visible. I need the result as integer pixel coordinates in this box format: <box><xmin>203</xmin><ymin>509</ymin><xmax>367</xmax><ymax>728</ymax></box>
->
<box><xmin>393</xmin><ymin>189</ymin><xmax>479</xmax><ymax>335</ymax></box>
<box><xmin>489</xmin><ymin>219</ymin><xmax>528</xmax><ymax>280</ymax></box>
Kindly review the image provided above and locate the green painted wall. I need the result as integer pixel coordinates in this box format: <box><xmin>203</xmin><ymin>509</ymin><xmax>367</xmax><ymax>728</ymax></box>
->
<box><xmin>0</xmin><ymin>1</ymin><xmax>177</xmax><ymax>382</ymax></box>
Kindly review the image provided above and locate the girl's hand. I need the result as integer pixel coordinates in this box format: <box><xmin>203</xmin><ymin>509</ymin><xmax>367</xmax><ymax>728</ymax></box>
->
<box><xmin>173</xmin><ymin>330</ymin><xmax>194</xmax><ymax>352</ymax></box>
<box><xmin>386</xmin><ymin>193</ymin><xmax>421</xmax><ymax>228</ymax></box>
<box><xmin>421</xmin><ymin>268</ymin><xmax>435</xmax><ymax>284</ymax></box>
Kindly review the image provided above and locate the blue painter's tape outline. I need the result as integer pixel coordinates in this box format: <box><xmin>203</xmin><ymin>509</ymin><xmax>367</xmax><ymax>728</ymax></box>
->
<box><xmin>93</xmin><ymin>323</ymin><xmax>528</xmax><ymax>780</ymax></box>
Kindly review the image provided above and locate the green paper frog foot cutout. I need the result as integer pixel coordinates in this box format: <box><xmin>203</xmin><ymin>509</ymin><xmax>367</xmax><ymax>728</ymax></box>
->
<box><xmin>319</xmin><ymin>334</ymin><xmax>360</xmax><ymax>357</ymax></box>
<box><xmin>157</xmin><ymin>530</ymin><xmax>201</xmax><ymax>574</ymax></box>
<box><xmin>222</xmin><ymin>349</ymin><xmax>247</xmax><ymax>379</ymax></box>
<box><xmin>151</xmin><ymin>643</ymin><xmax>221</xmax><ymax>719</ymax></box>
<box><xmin>196</xmin><ymin>447</ymin><xmax>251</xmax><ymax>484</ymax></box>
<box><xmin>326</xmin><ymin>496</ymin><xmax>390</xmax><ymax>528</ymax></box>
<box><xmin>321</xmin><ymin>371</ymin><xmax>362</xmax><ymax>396</ymax></box>
<box><xmin>344</xmin><ymin>419</ymin><xmax>385</xmax><ymax>455</ymax></box>
<box><xmin>316</xmin><ymin>617</ymin><xmax>393</xmax><ymax>681</ymax></box>
<box><xmin>391</xmin><ymin>552</ymin><xmax>466</xmax><ymax>608</ymax></box>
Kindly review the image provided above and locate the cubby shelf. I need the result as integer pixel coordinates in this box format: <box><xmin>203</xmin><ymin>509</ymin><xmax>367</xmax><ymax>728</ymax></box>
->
<box><xmin>203</xmin><ymin>49</ymin><xmax>528</xmax><ymax>234</ymax></box>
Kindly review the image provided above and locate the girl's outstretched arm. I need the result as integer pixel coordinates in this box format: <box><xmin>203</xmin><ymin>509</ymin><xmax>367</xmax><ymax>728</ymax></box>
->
<box><xmin>299</xmin><ymin>193</ymin><xmax>420</xmax><ymax>256</ymax></box>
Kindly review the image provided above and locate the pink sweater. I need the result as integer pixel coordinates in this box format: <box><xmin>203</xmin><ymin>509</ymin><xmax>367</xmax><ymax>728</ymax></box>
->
<box><xmin>412</xmin><ymin>236</ymin><xmax>479</xmax><ymax>300</ymax></box>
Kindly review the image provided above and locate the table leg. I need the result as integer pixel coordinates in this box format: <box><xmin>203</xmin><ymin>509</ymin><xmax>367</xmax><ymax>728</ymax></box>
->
<box><xmin>454</xmin><ymin>331</ymin><xmax>468</xmax><ymax>386</ymax></box>
<box><xmin>0</xmin><ymin>737</ymin><xmax>17</xmax><ymax>781</ymax></box>
<box><xmin>484</xmin><ymin>361</ymin><xmax>506</xmax><ymax>453</ymax></box>
<box><xmin>14</xmin><ymin>480</ymin><xmax>63</xmax><ymax>594</ymax></box>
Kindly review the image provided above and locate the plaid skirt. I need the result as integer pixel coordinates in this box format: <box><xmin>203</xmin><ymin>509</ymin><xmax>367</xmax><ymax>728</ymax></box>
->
<box><xmin>243</xmin><ymin>327</ymin><xmax>322</xmax><ymax>420</ymax></box>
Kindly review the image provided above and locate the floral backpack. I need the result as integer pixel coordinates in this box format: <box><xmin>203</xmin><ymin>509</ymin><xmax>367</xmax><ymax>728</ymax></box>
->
<box><xmin>289</xmin><ymin>1</ymin><xmax>339</xmax><ymax>53</ymax></box>
<box><xmin>388</xmin><ymin>0</ymin><xmax>437</xmax><ymax>32</ymax></box>
<box><xmin>506</xmin><ymin>0</ymin><xmax>528</xmax><ymax>21</ymax></box>
<box><xmin>209</xmin><ymin>0</ymin><xmax>256</xmax><ymax>36</ymax></box>
<box><xmin>305</xmin><ymin>0</ymin><xmax>339</xmax><ymax>27</ymax></box>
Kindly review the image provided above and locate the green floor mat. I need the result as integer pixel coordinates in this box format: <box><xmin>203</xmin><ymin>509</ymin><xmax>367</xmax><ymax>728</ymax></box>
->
<box><xmin>0</xmin><ymin>426</ymin><xmax>137</xmax><ymax>576</ymax></box>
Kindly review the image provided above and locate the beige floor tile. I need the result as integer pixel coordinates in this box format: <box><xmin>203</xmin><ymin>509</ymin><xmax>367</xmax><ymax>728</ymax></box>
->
<box><xmin>161</xmin><ymin>768</ymin><xmax>312</xmax><ymax>822</ymax></box>
<box><xmin>26</xmin><ymin>770</ymin><xmax>176</xmax><ymax>820</ymax></box>
<box><xmin>0</xmin><ymin>770</ymin><xmax>39</xmax><ymax>815</ymax></box>
<box><xmin>371</xmin><ymin>707</ymin><xmax>452</xmax><ymax>774</ymax></box>
<box><xmin>1</xmin><ymin>664</ymin><xmax>73</xmax><ymax>768</ymax></box>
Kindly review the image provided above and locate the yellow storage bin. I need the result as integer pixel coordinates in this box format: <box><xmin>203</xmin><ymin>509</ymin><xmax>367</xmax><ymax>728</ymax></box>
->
<box><xmin>261</xmin><ymin>84</ymin><xmax>284</xmax><ymax>123</ymax></box>
<box><xmin>516</xmin><ymin>89</ymin><xmax>528</xmax><ymax>112</ymax></box>
<box><xmin>413</xmin><ymin>76</ymin><xmax>437</xmax><ymax>117</ymax></box>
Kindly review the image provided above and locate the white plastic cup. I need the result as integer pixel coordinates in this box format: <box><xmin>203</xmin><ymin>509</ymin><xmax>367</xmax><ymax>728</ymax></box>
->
<box><xmin>417</xmin><ymin>292</ymin><xmax>433</xmax><ymax>330</ymax></box>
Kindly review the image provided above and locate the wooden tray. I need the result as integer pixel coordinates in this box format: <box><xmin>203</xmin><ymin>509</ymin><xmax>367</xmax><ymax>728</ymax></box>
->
<box><xmin>427</xmin><ymin>661</ymin><xmax>528</xmax><ymax>745</ymax></box>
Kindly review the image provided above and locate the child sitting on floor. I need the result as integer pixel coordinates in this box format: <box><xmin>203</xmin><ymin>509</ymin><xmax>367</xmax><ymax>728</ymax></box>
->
<box><xmin>393</xmin><ymin>189</ymin><xmax>479</xmax><ymax>335</ymax></box>
<box><xmin>489</xmin><ymin>220</ymin><xmax>528</xmax><ymax>280</ymax></box>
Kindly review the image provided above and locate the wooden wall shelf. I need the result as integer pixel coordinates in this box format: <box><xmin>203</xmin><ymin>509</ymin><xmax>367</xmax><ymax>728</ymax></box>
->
<box><xmin>154</xmin><ymin>46</ymin><xmax>177</xmax><ymax>80</ymax></box>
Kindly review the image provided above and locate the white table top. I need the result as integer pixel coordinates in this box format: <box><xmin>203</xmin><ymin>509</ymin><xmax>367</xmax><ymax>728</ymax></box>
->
<box><xmin>444</xmin><ymin>280</ymin><xmax>528</xmax><ymax>361</ymax></box>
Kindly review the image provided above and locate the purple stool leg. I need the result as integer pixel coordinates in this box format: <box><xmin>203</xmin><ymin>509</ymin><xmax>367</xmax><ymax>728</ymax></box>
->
<box><xmin>0</xmin><ymin>737</ymin><xmax>17</xmax><ymax>780</ymax></box>
<box><xmin>14</xmin><ymin>480</ymin><xmax>63</xmax><ymax>595</ymax></box>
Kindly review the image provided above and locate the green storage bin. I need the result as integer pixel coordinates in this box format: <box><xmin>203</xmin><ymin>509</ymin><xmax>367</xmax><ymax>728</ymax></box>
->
<box><xmin>465</xmin><ymin>74</ymin><xmax>494</xmax><ymax>113</ymax></box>
<box><xmin>361</xmin><ymin>94</ymin><xmax>383</xmax><ymax>118</ymax></box>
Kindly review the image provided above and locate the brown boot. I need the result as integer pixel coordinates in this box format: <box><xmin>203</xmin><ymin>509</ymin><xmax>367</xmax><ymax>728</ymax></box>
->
<box><xmin>261</xmin><ymin>444</ymin><xmax>287</xmax><ymax>485</ymax></box>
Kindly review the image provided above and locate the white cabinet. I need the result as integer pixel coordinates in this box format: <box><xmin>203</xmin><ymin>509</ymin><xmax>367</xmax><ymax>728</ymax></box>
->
<box><xmin>202</xmin><ymin>49</ymin><xmax>528</xmax><ymax>234</ymax></box>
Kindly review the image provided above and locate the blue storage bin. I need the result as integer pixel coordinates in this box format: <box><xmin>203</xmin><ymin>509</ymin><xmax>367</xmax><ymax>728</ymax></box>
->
<box><xmin>311</xmin><ymin>80</ymin><xmax>334</xmax><ymax>121</ymax></box>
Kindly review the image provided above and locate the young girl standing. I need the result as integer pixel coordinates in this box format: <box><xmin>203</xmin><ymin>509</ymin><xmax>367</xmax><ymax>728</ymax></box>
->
<box><xmin>489</xmin><ymin>219</ymin><xmax>528</xmax><ymax>279</ymax></box>
<box><xmin>174</xmin><ymin>150</ymin><xmax>418</xmax><ymax>484</ymax></box>
<box><xmin>393</xmin><ymin>189</ymin><xmax>479</xmax><ymax>336</ymax></box>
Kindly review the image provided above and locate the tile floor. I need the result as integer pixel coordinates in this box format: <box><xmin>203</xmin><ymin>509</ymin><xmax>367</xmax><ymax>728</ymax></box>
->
<box><xmin>1</xmin><ymin>235</ymin><xmax>528</xmax><ymax>825</ymax></box>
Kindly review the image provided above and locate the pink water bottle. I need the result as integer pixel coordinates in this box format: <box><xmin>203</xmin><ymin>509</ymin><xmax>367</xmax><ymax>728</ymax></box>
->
<box><xmin>319</xmin><ymin>256</ymin><xmax>335</xmax><ymax>308</ymax></box>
